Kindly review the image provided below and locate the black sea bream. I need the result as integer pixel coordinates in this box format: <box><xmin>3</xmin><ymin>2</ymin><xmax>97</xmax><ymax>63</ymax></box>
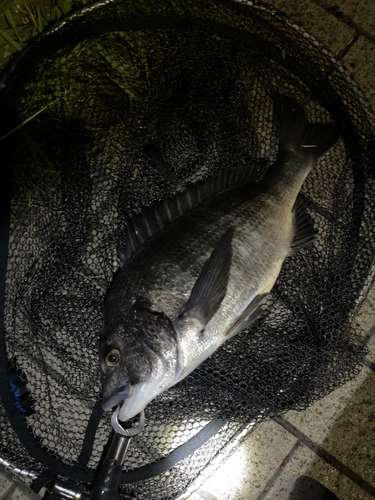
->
<box><xmin>100</xmin><ymin>98</ymin><xmax>339</xmax><ymax>421</ymax></box>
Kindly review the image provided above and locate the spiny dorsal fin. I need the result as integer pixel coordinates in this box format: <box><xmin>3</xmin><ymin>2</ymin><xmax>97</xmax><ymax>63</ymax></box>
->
<box><xmin>178</xmin><ymin>226</ymin><xmax>235</xmax><ymax>329</ymax></box>
<box><xmin>291</xmin><ymin>197</ymin><xmax>315</xmax><ymax>250</ymax></box>
<box><xmin>121</xmin><ymin>163</ymin><xmax>267</xmax><ymax>263</ymax></box>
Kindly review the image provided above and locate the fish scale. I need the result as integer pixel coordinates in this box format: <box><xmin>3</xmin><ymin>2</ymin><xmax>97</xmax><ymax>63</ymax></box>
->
<box><xmin>100</xmin><ymin>97</ymin><xmax>340</xmax><ymax>421</ymax></box>
<box><xmin>120</xmin><ymin>185</ymin><xmax>286</xmax><ymax>316</ymax></box>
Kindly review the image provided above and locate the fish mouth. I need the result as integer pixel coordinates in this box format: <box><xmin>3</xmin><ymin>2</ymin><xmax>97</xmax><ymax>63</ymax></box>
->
<box><xmin>102</xmin><ymin>384</ymin><xmax>130</xmax><ymax>412</ymax></box>
<box><xmin>117</xmin><ymin>385</ymin><xmax>147</xmax><ymax>421</ymax></box>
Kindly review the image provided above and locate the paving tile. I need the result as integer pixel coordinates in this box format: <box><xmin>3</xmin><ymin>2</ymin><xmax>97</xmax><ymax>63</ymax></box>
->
<box><xmin>284</xmin><ymin>367</ymin><xmax>375</xmax><ymax>489</ymax></box>
<box><xmin>319</xmin><ymin>369</ymin><xmax>375</xmax><ymax>489</ymax></box>
<box><xmin>356</xmin><ymin>288</ymin><xmax>375</xmax><ymax>337</ymax></box>
<box><xmin>197</xmin><ymin>491</ymin><xmax>216</xmax><ymax>500</ymax></box>
<box><xmin>324</xmin><ymin>0</ymin><xmax>375</xmax><ymax>38</ymax></box>
<box><xmin>366</xmin><ymin>331</ymin><xmax>375</xmax><ymax>362</ymax></box>
<box><xmin>8</xmin><ymin>485</ymin><xmax>40</xmax><ymax>500</ymax></box>
<box><xmin>283</xmin><ymin>365</ymin><xmax>369</xmax><ymax>444</ymax></box>
<box><xmin>0</xmin><ymin>470</ymin><xmax>15</xmax><ymax>498</ymax></box>
<box><xmin>197</xmin><ymin>419</ymin><xmax>297</xmax><ymax>500</ymax></box>
<box><xmin>0</xmin><ymin>469</ymin><xmax>42</xmax><ymax>500</ymax></box>
<box><xmin>343</xmin><ymin>35</ymin><xmax>375</xmax><ymax>111</ymax></box>
<box><xmin>262</xmin><ymin>0</ymin><xmax>355</xmax><ymax>53</ymax></box>
<box><xmin>185</xmin><ymin>493</ymin><xmax>204</xmax><ymax>500</ymax></box>
<box><xmin>264</xmin><ymin>442</ymin><xmax>371</xmax><ymax>499</ymax></box>
<box><xmin>356</xmin><ymin>290</ymin><xmax>375</xmax><ymax>362</ymax></box>
<box><xmin>355</xmin><ymin>284</ymin><xmax>375</xmax><ymax>362</ymax></box>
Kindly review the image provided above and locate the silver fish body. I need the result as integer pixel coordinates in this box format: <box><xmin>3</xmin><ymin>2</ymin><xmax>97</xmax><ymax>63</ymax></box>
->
<box><xmin>100</xmin><ymin>98</ymin><xmax>339</xmax><ymax>421</ymax></box>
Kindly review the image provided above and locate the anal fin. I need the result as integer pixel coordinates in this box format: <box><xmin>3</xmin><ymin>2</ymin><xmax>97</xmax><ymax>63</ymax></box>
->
<box><xmin>225</xmin><ymin>292</ymin><xmax>268</xmax><ymax>338</ymax></box>
<box><xmin>291</xmin><ymin>197</ymin><xmax>315</xmax><ymax>250</ymax></box>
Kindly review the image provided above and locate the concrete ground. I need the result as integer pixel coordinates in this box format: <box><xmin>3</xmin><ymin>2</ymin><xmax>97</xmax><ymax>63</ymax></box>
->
<box><xmin>1</xmin><ymin>1</ymin><xmax>375</xmax><ymax>500</ymax></box>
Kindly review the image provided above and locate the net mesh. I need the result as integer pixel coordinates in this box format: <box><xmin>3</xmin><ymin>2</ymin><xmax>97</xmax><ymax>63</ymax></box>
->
<box><xmin>1</xmin><ymin>0</ymin><xmax>374</xmax><ymax>498</ymax></box>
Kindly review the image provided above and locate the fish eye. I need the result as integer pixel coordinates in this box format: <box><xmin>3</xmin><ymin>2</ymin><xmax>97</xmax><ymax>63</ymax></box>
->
<box><xmin>105</xmin><ymin>348</ymin><xmax>120</xmax><ymax>367</ymax></box>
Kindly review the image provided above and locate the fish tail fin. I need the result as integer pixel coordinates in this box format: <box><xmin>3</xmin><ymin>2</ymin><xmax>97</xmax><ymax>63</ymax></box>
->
<box><xmin>279</xmin><ymin>97</ymin><xmax>340</xmax><ymax>163</ymax></box>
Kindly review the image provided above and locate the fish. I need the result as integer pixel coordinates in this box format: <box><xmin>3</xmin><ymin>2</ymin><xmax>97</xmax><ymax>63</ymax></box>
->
<box><xmin>100</xmin><ymin>97</ymin><xmax>339</xmax><ymax>422</ymax></box>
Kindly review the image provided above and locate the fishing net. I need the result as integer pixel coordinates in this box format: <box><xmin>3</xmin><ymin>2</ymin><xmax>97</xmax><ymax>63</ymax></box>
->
<box><xmin>0</xmin><ymin>0</ymin><xmax>374</xmax><ymax>498</ymax></box>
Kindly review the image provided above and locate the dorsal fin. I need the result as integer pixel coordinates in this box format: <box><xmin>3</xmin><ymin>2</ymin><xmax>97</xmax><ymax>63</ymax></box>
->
<box><xmin>120</xmin><ymin>162</ymin><xmax>268</xmax><ymax>263</ymax></box>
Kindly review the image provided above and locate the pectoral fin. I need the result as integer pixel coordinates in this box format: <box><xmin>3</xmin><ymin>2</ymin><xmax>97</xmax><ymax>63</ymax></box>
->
<box><xmin>178</xmin><ymin>226</ymin><xmax>235</xmax><ymax>329</ymax></box>
<box><xmin>225</xmin><ymin>292</ymin><xmax>268</xmax><ymax>338</ymax></box>
<box><xmin>291</xmin><ymin>197</ymin><xmax>315</xmax><ymax>250</ymax></box>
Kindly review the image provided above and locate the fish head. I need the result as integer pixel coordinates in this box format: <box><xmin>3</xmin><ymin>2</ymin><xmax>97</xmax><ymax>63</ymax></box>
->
<box><xmin>100</xmin><ymin>302</ymin><xmax>178</xmax><ymax>421</ymax></box>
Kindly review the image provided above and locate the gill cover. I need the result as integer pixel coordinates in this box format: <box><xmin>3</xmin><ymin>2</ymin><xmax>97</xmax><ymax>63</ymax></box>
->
<box><xmin>100</xmin><ymin>303</ymin><xmax>178</xmax><ymax>419</ymax></box>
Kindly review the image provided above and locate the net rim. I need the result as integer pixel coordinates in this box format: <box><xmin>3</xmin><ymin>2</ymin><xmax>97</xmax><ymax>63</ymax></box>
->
<box><xmin>0</xmin><ymin>0</ymin><xmax>374</xmax><ymax>131</ymax></box>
